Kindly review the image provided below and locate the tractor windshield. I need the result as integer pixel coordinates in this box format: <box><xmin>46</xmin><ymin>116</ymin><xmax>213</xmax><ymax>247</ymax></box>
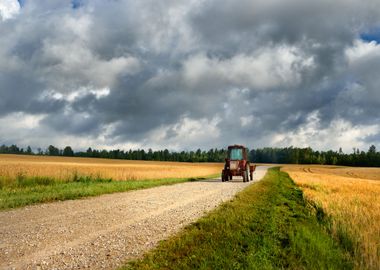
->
<box><xmin>229</xmin><ymin>148</ymin><xmax>243</xmax><ymax>160</ymax></box>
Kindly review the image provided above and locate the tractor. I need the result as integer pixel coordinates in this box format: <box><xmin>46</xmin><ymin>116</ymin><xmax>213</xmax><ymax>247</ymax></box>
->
<box><xmin>221</xmin><ymin>145</ymin><xmax>256</xmax><ymax>182</ymax></box>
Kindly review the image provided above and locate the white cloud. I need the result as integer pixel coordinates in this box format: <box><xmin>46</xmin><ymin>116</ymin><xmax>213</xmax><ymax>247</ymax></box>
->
<box><xmin>143</xmin><ymin>116</ymin><xmax>222</xmax><ymax>150</ymax></box>
<box><xmin>240</xmin><ymin>115</ymin><xmax>254</xmax><ymax>127</ymax></box>
<box><xmin>346</xmin><ymin>40</ymin><xmax>380</xmax><ymax>64</ymax></box>
<box><xmin>270</xmin><ymin>111</ymin><xmax>379</xmax><ymax>153</ymax></box>
<box><xmin>40</xmin><ymin>39</ymin><xmax>141</xmax><ymax>90</ymax></box>
<box><xmin>0</xmin><ymin>0</ymin><xmax>19</xmax><ymax>21</ymax></box>
<box><xmin>183</xmin><ymin>46</ymin><xmax>314</xmax><ymax>90</ymax></box>
<box><xmin>39</xmin><ymin>87</ymin><xmax>111</xmax><ymax>103</ymax></box>
<box><xmin>0</xmin><ymin>112</ymin><xmax>44</xmax><ymax>129</ymax></box>
<box><xmin>344</xmin><ymin>39</ymin><xmax>380</xmax><ymax>103</ymax></box>
<box><xmin>0</xmin><ymin>112</ymin><xmax>131</xmax><ymax>151</ymax></box>
<box><xmin>0</xmin><ymin>113</ymin><xmax>45</xmax><ymax>147</ymax></box>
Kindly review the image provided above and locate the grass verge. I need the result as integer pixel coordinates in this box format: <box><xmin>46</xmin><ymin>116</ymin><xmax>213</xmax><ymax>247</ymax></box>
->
<box><xmin>0</xmin><ymin>174</ymin><xmax>219</xmax><ymax>210</ymax></box>
<box><xmin>124</xmin><ymin>168</ymin><xmax>352</xmax><ymax>270</ymax></box>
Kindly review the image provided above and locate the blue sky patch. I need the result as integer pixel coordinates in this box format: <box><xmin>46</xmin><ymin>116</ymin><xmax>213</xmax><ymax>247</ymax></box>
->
<box><xmin>17</xmin><ymin>0</ymin><xmax>26</xmax><ymax>7</ymax></box>
<box><xmin>360</xmin><ymin>28</ymin><xmax>380</xmax><ymax>43</ymax></box>
<box><xmin>17</xmin><ymin>0</ymin><xmax>83</xmax><ymax>9</ymax></box>
<box><xmin>71</xmin><ymin>0</ymin><xmax>84</xmax><ymax>9</ymax></box>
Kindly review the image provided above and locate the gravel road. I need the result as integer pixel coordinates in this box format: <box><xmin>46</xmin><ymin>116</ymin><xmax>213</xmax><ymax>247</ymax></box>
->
<box><xmin>0</xmin><ymin>166</ymin><xmax>270</xmax><ymax>270</ymax></box>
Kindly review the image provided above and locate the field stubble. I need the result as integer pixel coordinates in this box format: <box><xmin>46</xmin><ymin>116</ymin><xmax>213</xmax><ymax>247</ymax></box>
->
<box><xmin>282</xmin><ymin>165</ymin><xmax>380</xmax><ymax>270</ymax></box>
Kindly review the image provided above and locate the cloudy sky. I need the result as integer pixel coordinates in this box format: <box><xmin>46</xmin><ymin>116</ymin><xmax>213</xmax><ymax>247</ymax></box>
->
<box><xmin>1</xmin><ymin>0</ymin><xmax>380</xmax><ymax>152</ymax></box>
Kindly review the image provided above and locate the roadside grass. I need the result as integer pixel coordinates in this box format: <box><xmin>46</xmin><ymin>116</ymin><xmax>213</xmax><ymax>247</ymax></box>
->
<box><xmin>0</xmin><ymin>174</ymin><xmax>219</xmax><ymax>210</ymax></box>
<box><xmin>124</xmin><ymin>168</ymin><xmax>352</xmax><ymax>270</ymax></box>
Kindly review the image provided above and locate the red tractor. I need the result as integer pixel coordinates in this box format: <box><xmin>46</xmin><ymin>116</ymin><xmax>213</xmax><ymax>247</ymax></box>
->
<box><xmin>221</xmin><ymin>145</ymin><xmax>256</xmax><ymax>182</ymax></box>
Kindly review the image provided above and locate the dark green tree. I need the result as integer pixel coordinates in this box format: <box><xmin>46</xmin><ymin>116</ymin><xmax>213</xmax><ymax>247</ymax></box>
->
<box><xmin>63</xmin><ymin>146</ymin><xmax>74</xmax><ymax>156</ymax></box>
<box><xmin>26</xmin><ymin>146</ymin><xmax>33</xmax><ymax>154</ymax></box>
<box><xmin>47</xmin><ymin>145</ymin><xmax>60</xmax><ymax>156</ymax></box>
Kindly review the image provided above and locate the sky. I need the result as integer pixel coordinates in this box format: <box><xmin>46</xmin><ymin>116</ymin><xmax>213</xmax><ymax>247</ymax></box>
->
<box><xmin>0</xmin><ymin>0</ymin><xmax>380</xmax><ymax>152</ymax></box>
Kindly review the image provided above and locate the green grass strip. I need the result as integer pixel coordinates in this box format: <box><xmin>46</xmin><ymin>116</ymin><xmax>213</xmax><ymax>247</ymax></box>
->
<box><xmin>0</xmin><ymin>174</ymin><xmax>219</xmax><ymax>210</ymax></box>
<box><xmin>124</xmin><ymin>167</ymin><xmax>352</xmax><ymax>270</ymax></box>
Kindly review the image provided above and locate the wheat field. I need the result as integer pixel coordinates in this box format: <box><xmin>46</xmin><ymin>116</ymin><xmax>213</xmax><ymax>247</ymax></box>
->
<box><xmin>282</xmin><ymin>165</ymin><xmax>380</xmax><ymax>270</ymax></box>
<box><xmin>0</xmin><ymin>154</ymin><xmax>222</xmax><ymax>182</ymax></box>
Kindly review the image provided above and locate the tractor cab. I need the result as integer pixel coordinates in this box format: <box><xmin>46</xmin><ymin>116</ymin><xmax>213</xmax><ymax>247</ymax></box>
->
<box><xmin>228</xmin><ymin>145</ymin><xmax>247</xmax><ymax>160</ymax></box>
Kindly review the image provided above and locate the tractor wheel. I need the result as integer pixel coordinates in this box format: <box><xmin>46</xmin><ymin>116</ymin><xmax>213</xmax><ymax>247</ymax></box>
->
<box><xmin>246</xmin><ymin>166</ymin><xmax>251</xmax><ymax>181</ymax></box>
<box><xmin>243</xmin><ymin>171</ymin><xmax>248</xmax><ymax>182</ymax></box>
<box><xmin>222</xmin><ymin>171</ymin><xmax>229</xmax><ymax>182</ymax></box>
<box><xmin>229</xmin><ymin>175</ymin><xmax>233</xmax><ymax>180</ymax></box>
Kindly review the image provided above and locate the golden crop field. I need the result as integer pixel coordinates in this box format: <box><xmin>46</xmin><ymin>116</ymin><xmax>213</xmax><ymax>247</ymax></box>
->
<box><xmin>282</xmin><ymin>165</ymin><xmax>380</xmax><ymax>270</ymax></box>
<box><xmin>0</xmin><ymin>154</ymin><xmax>222</xmax><ymax>182</ymax></box>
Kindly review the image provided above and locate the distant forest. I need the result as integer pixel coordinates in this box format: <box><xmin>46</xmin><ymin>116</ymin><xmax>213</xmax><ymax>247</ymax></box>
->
<box><xmin>1</xmin><ymin>144</ymin><xmax>380</xmax><ymax>167</ymax></box>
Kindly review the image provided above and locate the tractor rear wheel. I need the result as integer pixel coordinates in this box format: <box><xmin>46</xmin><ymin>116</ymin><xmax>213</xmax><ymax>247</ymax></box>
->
<box><xmin>243</xmin><ymin>171</ymin><xmax>248</xmax><ymax>182</ymax></box>
<box><xmin>246</xmin><ymin>166</ymin><xmax>251</xmax><ymax>181</ymax></box>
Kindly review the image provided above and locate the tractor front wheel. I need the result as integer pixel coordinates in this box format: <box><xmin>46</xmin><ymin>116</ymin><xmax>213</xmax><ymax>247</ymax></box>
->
<box><xmin>222</xmin><ymin>171</ymin><xmax>229</xmax><ymax>182</ymax></box>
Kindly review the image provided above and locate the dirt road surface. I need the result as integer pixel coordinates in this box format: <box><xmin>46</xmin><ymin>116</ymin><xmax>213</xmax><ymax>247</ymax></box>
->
<box><xmin>0</xmin><ymin>166</ymin><xmax>270</xmax><ymax>270</ymax></box>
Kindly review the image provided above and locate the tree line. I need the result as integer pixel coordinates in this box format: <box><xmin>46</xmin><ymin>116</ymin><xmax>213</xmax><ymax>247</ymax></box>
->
<box><xmin>1</xmin><ymin>144</ymin><xmax>379</xmax><ymax>167</ymax></box>
<box><xmin>0</xmin><ymin>144</ymin><xmax>227</xmax><ymax>163</ymax></box>
<box><xmin>249</xmin><ymin>145</ymin><xmax>380</xmax><ymax>167</ymax></box>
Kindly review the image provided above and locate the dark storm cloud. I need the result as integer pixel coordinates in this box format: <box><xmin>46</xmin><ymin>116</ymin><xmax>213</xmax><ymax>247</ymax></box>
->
<box><xmin>1</xmin><ymin>0</ymin><xmax>380</xmax><ymax>150</ymax></box>
<box><xmin>40</xmin><ymin>111</ymin><xmax>101</xmax><ymax>135</ymax></box>
<box><xmin>190</xmin><ymin>0</ymin><xmax>356</xmax><ymax>54</ymax></box>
